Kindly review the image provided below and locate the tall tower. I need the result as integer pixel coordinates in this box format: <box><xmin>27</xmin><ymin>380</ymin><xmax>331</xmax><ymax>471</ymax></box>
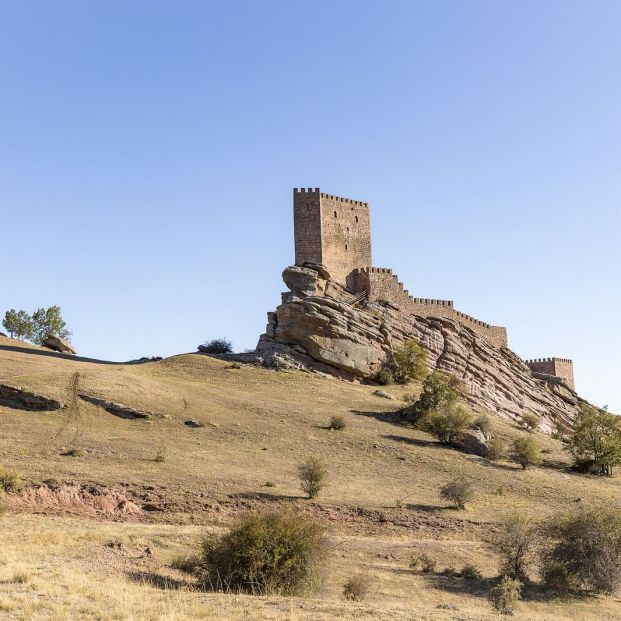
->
<box><xmin>293</xmin><ymin>188</ymin><xmax>372</xmax><ymax>287</ymax></box>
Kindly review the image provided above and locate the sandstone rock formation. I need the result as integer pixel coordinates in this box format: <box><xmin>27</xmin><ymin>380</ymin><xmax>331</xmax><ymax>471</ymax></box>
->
<box><xmin>0</xmin><ymin>384</ymin><xmax>65</xmax><ymax>411</ymax></box>
<box><xmin>42</xmin><ymin>333</ymin><xmax>76</xmax><ymax>355</ymax></box>
<box><xmin>257</xmin><ymin>264</ymin><xmax>586</xmax><ymax>432</ymax></box>
<box><xmin>79</xmin><ymin>394</ymin><xmax>152</xmax><ymax>419</ymax></box>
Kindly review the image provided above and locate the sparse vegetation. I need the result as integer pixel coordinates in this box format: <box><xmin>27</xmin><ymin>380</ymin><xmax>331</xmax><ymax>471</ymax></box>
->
<box><xmin>201</xmin><ymin>338</ymin><xmax>233</xmax><ymax>354</ymax></box>
<box><xmin>0</xmin><ymin>465</ymin><xmax>22</xmax><ymax>492</ymax></box>
<box><xmin>154</xmin><ymin>446</ymin><xmax>168</xmax><ymax>463</ymax></box>
<box><xmin>410</xmin><ymin>552</ymin><xmax>436</xmax><ymax>574</ymax></box>
<box><xmin>540</xmin><ymin>507</ymin><xmax>621</xmax><ymax>594</ymax></box>
<box><xmin>488</xmin><ymin>514</ymin><xmax>536</xmax><ymax>579</ymax></box>
<box><xmin>63</xmin><ymin>447</ymin><xmax>85</xmax><ymax>457</ymax></box>
<box><xmin>297</xmin><ymin>456</ymin><xmax>328</xmax><ymax>499</ymax></box>
<box><xmin>390</xmin><ymin>340</ymin><xmax>428</xmax><ymax>384</ymax></box>
<box><xmin>373</xmin><ymin>368</ymin><xmax>394</xmax><ymax>385</ymax></box>
<box><xmin>439</xmin><ymin>477</ymin><xmax>475</xmax><ymax>509</ymax></box>
<box><xmin>419</xmin><ymin>404</ymin><xmax>473</xmax><ymax>445</ymax></box>
<box><xmin>508</xmin><ymin>436</ymin><xmax>542</xmax><ymax>470</ymax></box>
<box><xmin>405</xmin><ymin>371</ymin><xmax>464</xmax><ymax>422</ymax></box>
<box><xmin>488</xmin><ymin>575</ymin><xmax>521</xmax><ymax>615</ymax></box>
<box><xmin>199</xmin><ymin>511</ymin><xmax>327</xmax><ymax>595</ymax></box>
<box><xmin>521</xmin><ymin>413</ymin><xmax>539</xmax><ymax>432</ymax></box>
<box><xmin>342</xmin><ymin>573</ymin><xmax>372</xmax><ymax>601</ymax></box>
<box><xmin>328</xmin><ymin>415</ymin><xmax>346</xmax><ymax>430</ymax></box>
<box><xmin>461</xmin><ymin>563</ymin><xmax>482</xmax><ymax>580</ymax></box>
<box><xmin>472</xmin><ymin>414</ymin><xmax>493</xmax><ymax>440</ymax></box>
<box><xmin>486</xmin><ymin>438</ymin><xmax>506</xmax><ymax>461</ymax></box>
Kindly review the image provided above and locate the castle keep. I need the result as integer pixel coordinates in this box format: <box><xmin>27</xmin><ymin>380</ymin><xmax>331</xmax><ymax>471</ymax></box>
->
<box><xmin>292</xmin><ymin>187</ymin><xmax>575</xmax><ymax>388</ymax></box>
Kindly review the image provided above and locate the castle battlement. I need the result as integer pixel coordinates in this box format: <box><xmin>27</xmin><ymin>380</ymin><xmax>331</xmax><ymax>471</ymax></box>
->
<box><xmin>525</xmin><ymin>357</ymin><xmax>575</xmax><ymax>389</ymax></box>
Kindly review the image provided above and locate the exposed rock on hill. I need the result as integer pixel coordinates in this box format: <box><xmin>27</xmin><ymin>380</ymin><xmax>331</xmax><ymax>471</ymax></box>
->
<box><xmin>79</xmin><ymin>394</ymin><xmax>152</xmax><ymax>419</ymax></box>
<box><xmin>42</xmin><ymin>333</ymin><xmax>76</xmax><ymax>355</ymax></box>
<box><xmin>257</xmin><ymin>264</ymin><xmax>585</xmax><ymax>432</ymax></box>
<box><xmin>0</xmin><ymin>384</ymin><xmax>65</xmax><ymax>411</ymax></box>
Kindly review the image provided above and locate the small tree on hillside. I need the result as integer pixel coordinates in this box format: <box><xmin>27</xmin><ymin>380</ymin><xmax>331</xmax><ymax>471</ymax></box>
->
<box><xmin>439</xmin><ymin>477</ymin><xmax>475</xmax><ymax>509</ymax></box>
<box><xmin>570</xmin><ymin>404</ymin><xmax>621</xmax><ymax>476</ymax></box>
<box><xmin>201</xmin><ymin>338</ymin><xmax>233</xmax><ymax>354</ymax></box>
<box><xmin>390</xmin><ymin>340</ymin><xmax>428</xmax><ymax>384</ymax></box>
<box><xmin>30</xmin><ymin>306</ymin><xmax>71</xmax><ymax>344</ymax></box>
<box><xmin>488</xmin><ymin>514</ymin><xmax>536</xmax><ymax>579</ymax></box>
<box><xmin>297</xmin><ymin>457</ymin><xmax>328</xmax><ymax>499</ymax></box>
<box><xmin>406</xmin><ymin>371</ymin><xmax>464</xmax><ymax>422</ymax></box>
<box><xmin>509</xmin><ymin>436</ymin><xmax>542</xmax><ymax>470</ymax></box>
<box><xmin>2</xmin><ymin>309</ymin><xmax>32</xmax><ymax>341</ymax></box>
<box><xmin>420</xmin><ymin>404</ymin><xmax>473</xmax><ymax>445</ymax></box>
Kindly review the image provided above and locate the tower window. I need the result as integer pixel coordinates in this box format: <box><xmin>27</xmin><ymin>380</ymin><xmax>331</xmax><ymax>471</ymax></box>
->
<box><xmin>334</xmin><ymin>210</ymin><xmax>337</xmax><ymax>218</ymax></box>
<box><xmin>345</xmin><ymin>244</ymin><xmax>348</xmax><ymax>250</ymax></box>
<box><xmin>355</xmin><ymin>215</ymin><xmax>359</xmax><ymax>223</ymax></box>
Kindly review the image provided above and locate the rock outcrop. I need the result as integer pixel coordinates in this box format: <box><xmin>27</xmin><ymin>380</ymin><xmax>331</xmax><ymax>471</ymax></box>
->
<box><xmin>0</xmin><ymin>385</ymin><xmax>65</xmax><ymax>411</ymax></box>
<box><xmin>42</xmin><ymin>333</ymin><xmax>76</xmax><ymax>355</ymax></box>
<box><xmin>257</xmin><ymin>264</ymin><xmax>586</xmax><ymax>432</ymax></box>
<box><xmin>79</xmin><ymin>394</ymin><xmax>152</xmax><ymax>419</ymax></box>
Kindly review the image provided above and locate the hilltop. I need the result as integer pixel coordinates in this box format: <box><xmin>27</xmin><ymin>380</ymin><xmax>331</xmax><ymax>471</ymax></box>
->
<box><xmin>0</xmin><ymin>337</ymin><xmax>620</xmax><ymax>620</ymax></box>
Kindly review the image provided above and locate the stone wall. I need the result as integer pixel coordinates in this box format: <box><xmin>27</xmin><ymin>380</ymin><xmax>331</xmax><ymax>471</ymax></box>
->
<box><xmin>293</xmin><ymin>188</ymin><xmax>371</xmax><ymax>286</ymax></box>
<box><xmin>525</xmin><ymin>358</ymin><xmax>575</xmax><ymax>390</ymax></box>
<box><xmin>351</xmin><ymin>267</ymin><xmax>508</xmax><ymax>348</ymax></box>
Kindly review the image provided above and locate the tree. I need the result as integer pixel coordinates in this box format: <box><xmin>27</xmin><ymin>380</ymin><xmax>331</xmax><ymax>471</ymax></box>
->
<box><xmin>488</xmin><ymin>514</ymin><xmax>536</xmax><ymax>579</ymax></box>
<box><xmin>570</xmin><ymin>404</ymin><xmax>621</xmax><ymax>476</ymax></box>
<box><xmin>201</xmin><ymin>338</ymin><xmax>233</xmax><ymax>354</ymax></box>
<box><xmin>439</xmin><ymin>477</ymin><xmax>475</xmax><ymax>509</ymax></box>
<box><xmin>420</xmin><ymin>404</ymin><xmax>473</xmax><ymax>445</ymax></box>
<box><xmin>406</xmin><ymin>371</ymin><xmax>464</xmax><ymax>422</ymax></box>
<box><xmin>30</xmin><ymin>306</ymin><xmax>71</xmax><ymax>345</ymax></box>
<box><xmin>540</xmin><ymin>507</ymin><xmax>621</xmax><ymax>594</ymax></box>
<box><xmin>508</xmin><ymin>436</ymin><xmax>542</xmax><ymax>470</ymax></box>
<box><xmin>390</xmin><ymin>340</ymin><xmax>428</xmax><ymax>384</ymax></box>
<box><xmin>297</xmin><ymin>457</ymin><xmax>328</xmax><ymax>499</ymax></box>
<box><xmin>2</xmin><ymin>309</ymin><xmax>32</xmax><ymax>340</ymax></box>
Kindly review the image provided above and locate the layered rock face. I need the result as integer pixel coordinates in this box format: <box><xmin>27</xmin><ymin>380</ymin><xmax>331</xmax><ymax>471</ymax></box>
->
<box><xmin>257</xmin><ymin>264</ymin><xmax>585</xmax><ymax>432</ymax></box>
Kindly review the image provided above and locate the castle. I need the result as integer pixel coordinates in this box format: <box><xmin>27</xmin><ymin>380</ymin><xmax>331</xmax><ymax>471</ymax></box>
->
<box><xmin>293</xmin><ymin>187</ymin><xmax>575</xmax><ymax>389</ymax></box>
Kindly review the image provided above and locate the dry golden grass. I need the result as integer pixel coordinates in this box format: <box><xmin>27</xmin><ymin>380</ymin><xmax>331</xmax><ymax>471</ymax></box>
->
<box><xmin>0</xmin><ymin>341</ymin><xmax>620</xmax><ymax>619</ymax></box>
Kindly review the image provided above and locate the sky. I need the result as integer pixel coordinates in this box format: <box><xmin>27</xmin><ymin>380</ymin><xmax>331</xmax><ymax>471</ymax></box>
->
<box><xmin>1</xmin><ymin>1</ymin><xmax>619</xmax><ymax>411</ymax></box>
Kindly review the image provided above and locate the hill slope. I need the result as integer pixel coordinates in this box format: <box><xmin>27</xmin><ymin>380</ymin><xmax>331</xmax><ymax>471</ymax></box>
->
<box><xmin>0</xmin><ymin>339</ymin><xmax>620</xmax><ymax>620</ymax></box>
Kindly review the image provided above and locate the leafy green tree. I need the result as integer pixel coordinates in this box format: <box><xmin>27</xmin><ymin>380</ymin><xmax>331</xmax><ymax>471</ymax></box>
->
<box><xmin>2</xmin><ymin>309</ymin><xmax>32</xmax><ymax>340</ymax></box>
<box><xmin>508</xmin><ymin>436</ymin><xmax>542</xmax><ymax>470</ymax></box>
<box><xmin>570</xmin><ymin>404</ymin><xmax>621</xmax><ymax>476</ymax></box>
<box><xmin>406</xmin><ymin>371</ymin><xmax>463</xmax><ymax>422</ymax></box>
<box><xmin>391</xmin><ymin>340</ymin><xmax>428</xmax><ymax>384</ymax></box>
<box><xmin>30</xmin><ymin>306</ymin><xmax>71</xmax><ymax>345</ymax></box>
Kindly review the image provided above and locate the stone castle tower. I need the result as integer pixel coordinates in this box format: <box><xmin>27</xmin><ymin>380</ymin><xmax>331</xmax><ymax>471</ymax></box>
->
<box><xmin>291</xmin><ymin>186</ymin><xmax>575</xmax><ymax>389</ymax></box>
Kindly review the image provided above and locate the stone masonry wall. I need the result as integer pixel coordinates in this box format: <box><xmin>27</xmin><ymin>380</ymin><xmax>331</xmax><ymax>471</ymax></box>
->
<box><xmin>525</xmin><ymin>358</ymin><xmax>575</xmax><ymax>390</ymax></box>
<box><xmin>293</xmin><ymin>188</ymin><xmax>323</xmax><ymax>266</ymax></box>
<box><xmin>351</xmin><ymin>267</ymin><xmax>508</xmax><ymax>348</ymax></box>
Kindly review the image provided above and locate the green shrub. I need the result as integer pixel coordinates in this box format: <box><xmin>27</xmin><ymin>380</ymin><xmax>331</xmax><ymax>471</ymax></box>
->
<box><xmin>201</xmin><ymin>338</ymin><xmax>233</xmax><ymax>354</ymax></box>
<box><xmin>342</xmin><ymin>573</ymin><xmax>371</xmax><ymax>601</ymax></box>
<box><xmin>509</xmin><ymin>436</ymin><xmax>542</xmax><ymax>470</ymax></box>
<box><xmin>328</xmin><ymin>415</ymin><xmax>346</xmax><ymax>431</ymax></box>
<box><xmin>406</xmin><ymin>371</ymin><xmax>464</xmax><ymax>422</ymax></box>
<box><xmin>486</xmin><ymin>438</ymin><xmax>506</xmax><ymax>461</ymax></box>
<box><xmin>391</xmin><ymin>340</ymin><xmax>428</xmax><ymax>385</ymax></box>
<box><xmin>540</xmin><ymin>507</ymin><xmax>621</xmax><ymax>594</ymax></box>
<box><xmin>297</xmin><ymin>457</ymin><xmax>328</xmax><ymax>499</ymax></box>
<box><xmin>541</xmin><ymin>561</ymin><xmax>577</xmax><ymax>595</ymax></box>
<box><xmin>488</xmin><ymin>575</ymin><xmax>521</xmax><ymax>615</ymax></box>
<box><xmin>420</xmin><ymin>405</ymin><xmax>473</xmax><ymax>445</ymax></box>
<box><xmin>410</xmin><ymin>551</ymin><xmax>436</xmax><ymax>574</ymax></box>
<box><xmin>199</xmin><ymin>511</ymin><xmax>327</xmax><ymax>595</ymax></box>
<box><xmin>0</xmin><ymin>465</ymin><xmax>22</xmax><ymax>492</ymax></box>
<box><xmin>439</xmin><ymin>477</ymin><xmax>475</xmax><ymax>509</ymax></box>
<box><xmin>488</xmin><ymin>514</ymin><xmax>536</xmax><ymax>580</ymax></box>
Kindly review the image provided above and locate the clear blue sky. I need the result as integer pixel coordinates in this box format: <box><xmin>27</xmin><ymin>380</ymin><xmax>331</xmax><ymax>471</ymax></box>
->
<box><xmin>1</xmin><ymin>1</ymin><xmax>619</xmax><ymax>412</ymax></box>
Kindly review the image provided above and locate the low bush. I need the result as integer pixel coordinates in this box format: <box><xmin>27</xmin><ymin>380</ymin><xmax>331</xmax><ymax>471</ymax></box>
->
<box><xmin>201</xmin><ymin>338</ymin><xmax>233</xmax><ymax>354</ymax></box>
<box><xmin>472</xmin><ymin>414</ymin><xmax>493</xmax><ymax>440</ymax></box>
<box><xmin>521</xmin><ymin>413</ymin><xmax>539</xmax><ymax>432</ymax></box>
<box><xmin>391</xmin><ymin>340</ymin><xmax>428</xmax><ymax>384</ymax></box>
<box><xmin>461</xmin><ymin>564</ymin><xmax>482</xmax><ymax>580</ymax></box>
<box><xmin>419</xmin><ymin>405</ymin><xmax>473</xmax><ymax>445</ymax></box>
<box><xmin>373</xmin><ymin>368</ymin><xmax>394</xmax><ymax>385</ymax></box>
<box><xmin>406</xmin><ymin>371</ymin><xmax>464</xmax><ymax>422</ymax></box>
<box><xmin>0</xmin><ymin>465</ymin><xmax>22</xmax><ymax>492</ymax></box>
<box><xmin>199</xmin><ymin>511</ymin><xmax>327</xmax><ymax>595</ymax></box>
<box><xmin>410</xmin><ymin>551</ymin><xmax>436</xmax><ymax>574</ymax></box>
<box><xmin>488</xmin><ymin>575</ymin><xmax>521</xmax><ymax>615</ymax></box>
<box><xmin>486</xmin><ymin>438</ymin><xmax>506</xmax><ymax>461</ymax></box>
<box><xmin>328</xmin><ymin>415</ymin><xmax>346</xmax><ymax>431</ymax></box>
<box><xmin>508</xmin><ymin>436</ymin><xmax>542</xmax><ymax>470</ymax></box>
<box><xmin>439</xmin><ymin>477</ymin><xmax>475</xmax><ymax>509</ymax></box>
<box><xmin>342</xmin><ymin>573</ymin><xmax>372</xmax><ymax>601</ymax></box>
<box><xmin>541</xmin><ymin>560</ymin><xmax>577</xmax><ymax>595</ymax></box>
<box><xmin>154</xmin><ymin>446</ymin><xmax>168</xmax><ymax>463</ymax></box>
<box><xmin>297</xmin><ymin>457</ymin><xmax>328</xmax><ymax>499</ymax></box>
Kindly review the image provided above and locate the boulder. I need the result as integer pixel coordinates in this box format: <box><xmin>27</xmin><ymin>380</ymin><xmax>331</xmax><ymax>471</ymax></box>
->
<box><xmin>282</xmin><ymin>265</ymin><xmax>327</xmax><ymax>297</ymax></box>
<box><xmin>453</xmin><ymin>429</ymin><xmax>489</xmax><ymax>457</ymax></box>
<box><xmin>42</xmin><ymin>333</ymin><xmax>76</xmax><ymax>355</ymax></box>
<box><xmin>79</xmin><ymin>394</ymin><xmax>152</xmax><ymax>419</ymax></box>
<box><xmin>0</xmin><ymin>384</ymin><xmax>65</xmax><ymax>411</ymax></box>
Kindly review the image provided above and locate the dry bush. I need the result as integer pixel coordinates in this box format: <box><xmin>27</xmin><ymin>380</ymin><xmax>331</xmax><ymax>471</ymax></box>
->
<box><xmin>488</xmin><ymin>575</ymin><xmax>521</xmax><ymax>615</ymax></box>
<box><xmin>201</xmin><ymin>338</ymin><xmax>233</xmax><ymax>354</ymax></box>
<box><xmin>488</xmin><ymin>514</ymin><xmax>536</xmax><ymax>580</ymax></box>
<box><xmin>0</xmin><ymin>465</ymin><xmax>22</xmax><ymax>492</ymax></box>
<box><xmin>486</xmin><ymin>438</ymin><xmax>506</xmax><ymax>461</ymax></box>
<box><xmin>461</xmin><ymin>564</ymin><xmax>482</xmax><ymax>580</ymax></box>
<box><xmin>328</xmin><ymin>415</ymin><xmax>346</xmax><ymax>431</ymax></box>
<box><xmin>170</xmin><ymin>554</ymin><xmax>201</xmax><ymax>573</ymax></box>
<box><xmin>410</xmin><ymin>552</ymin><xmax>436</xmax><ymax>574</ymax></box>
<box><xmin>439</xmin><ymin>477</ymin><xmax>475</xmax><ymax>509</ymax></box>
<box><xmin>540</xmin><ymin>507</ymin><xmax>621</xmax><ymax>594</ymax></box>
<box><xmin>199</xmin><ymin>511</ymin><xmax>327</xmax><ymax>595</ymax></box>
<box><xmin>472</xmin><ymin>414</ymin><xmax>493</xmax><ymax>440</ymax></box>
<box><xmin>420</xmin><ymin>405</ymin><xmax>473</xmax><ymax>445</ymax></box>
<box><xmin>342</xmin><ymin>573</ymin><xmax>372</xmax><ymax>601</ymax></box>
<box><xmin>521</xmin><ymin>413</ymin><xmax>539</xmax><ymax>432</ymax></box>
<box><xmin>297</xmin><ymin>457</ymin><xmax>328</xmax><ymax>499</ymax></box>
<box><xmin>154</xmin><ymin>446</ymin><xmax>168</xmax><ymax>463</ymax></box>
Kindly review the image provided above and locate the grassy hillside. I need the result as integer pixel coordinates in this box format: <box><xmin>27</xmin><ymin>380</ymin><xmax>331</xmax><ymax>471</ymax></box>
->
<box><xmin>1</xmin><ymin>337</ymin><xmax>620</xmax><ymax>620</ymax></box>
